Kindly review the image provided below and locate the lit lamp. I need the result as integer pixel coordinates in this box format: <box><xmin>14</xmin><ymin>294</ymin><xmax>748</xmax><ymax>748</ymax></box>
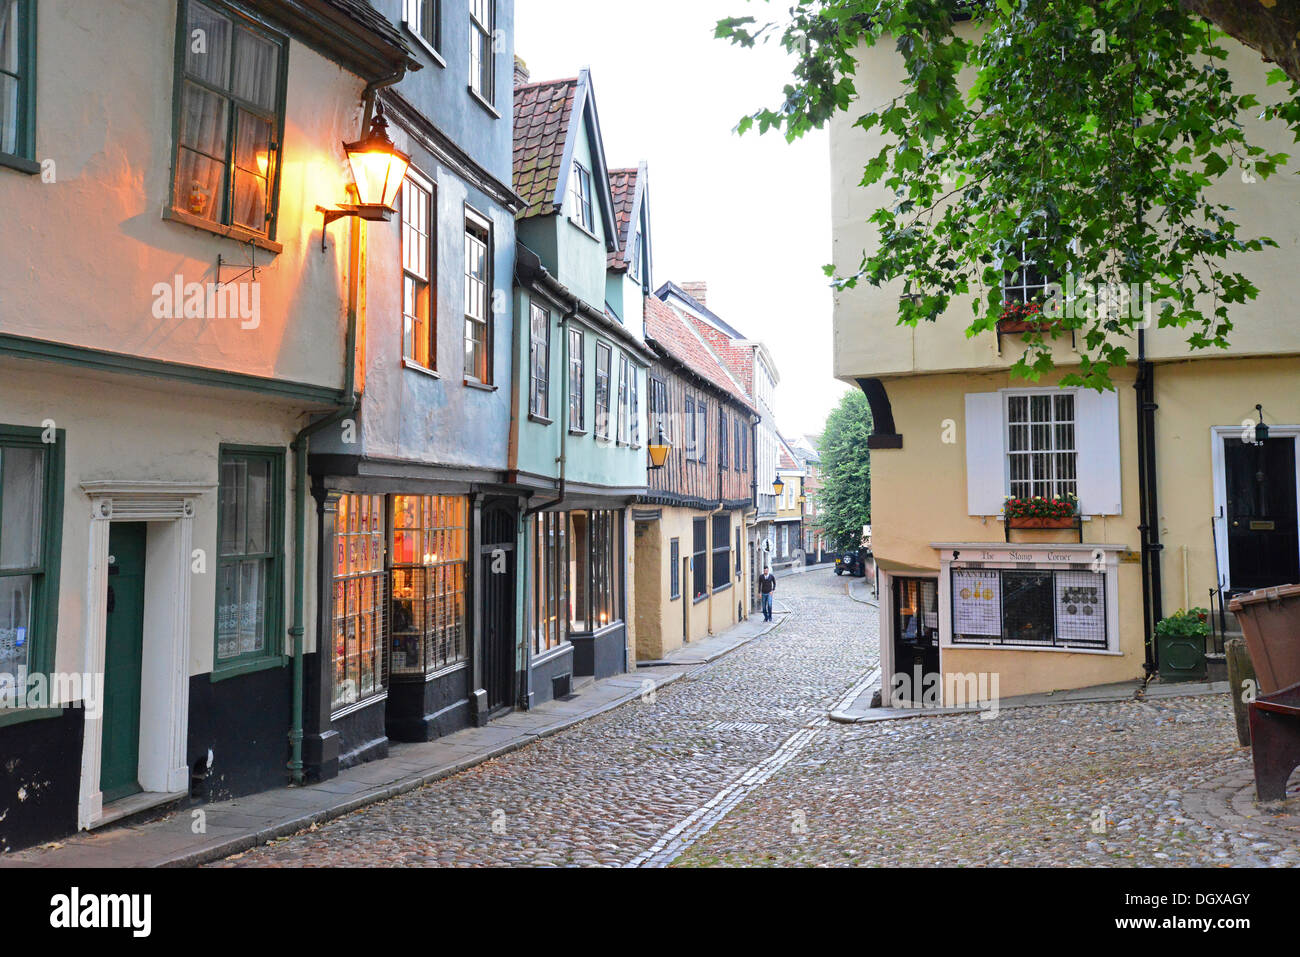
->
<box><xmin>317</xmin><ymin>102</ymin><xmax>411</xmax><ymax>251</ymax></box>
<box><xmin>1254</xmin><ymin>404</ymin><xmax>1270</xmax><ymax>445</ymax></box>
<box><xmin>648</xmin><ymin>427</ymin><xmax>671</xmax><ymax>470</ymax></box>
<box><xmin>772</xmin><ymin>476</ymin><xmax>785</xmax><ymax>496</ymax></box>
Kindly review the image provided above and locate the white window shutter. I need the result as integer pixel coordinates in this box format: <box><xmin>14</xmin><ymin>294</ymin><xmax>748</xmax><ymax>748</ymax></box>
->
<box><xmin>1076</xmin><ymin>388</ymin><xmax>1122</xmax><ymax>515</ymax></box>
<box><xmin>965</xmin><ymin>392</ymin><xmax>1006</xmax><ymax>515</ymax></box>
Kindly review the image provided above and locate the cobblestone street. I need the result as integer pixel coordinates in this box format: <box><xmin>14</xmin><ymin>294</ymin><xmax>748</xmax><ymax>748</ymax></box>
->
<box><xmin>212</xmin><ymin>571</ymin><xmax>1300</xmax><ymax>868</ymax></box>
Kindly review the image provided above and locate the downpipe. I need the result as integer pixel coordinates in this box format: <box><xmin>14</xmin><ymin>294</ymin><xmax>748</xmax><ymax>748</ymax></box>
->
<box><xmin>1135</xmin><ymin>328</ymin><xmax>1163</xmax><ymax>678</ymax></box>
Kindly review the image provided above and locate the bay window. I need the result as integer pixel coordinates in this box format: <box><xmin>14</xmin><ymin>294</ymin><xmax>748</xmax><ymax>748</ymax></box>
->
<box><xmin>332</xmin><ymin>494</ymin><xmax>386</xmax><ymax>710</ymax></box>
<box><xmin>390</xmin><ymin>495</ymin><xmax>468</xmax><ymax>674</ymax></box>
<box><xmin>171</xmin><ymin>0</ymin><xmax>287</xmax><ymax>237</ymax></box>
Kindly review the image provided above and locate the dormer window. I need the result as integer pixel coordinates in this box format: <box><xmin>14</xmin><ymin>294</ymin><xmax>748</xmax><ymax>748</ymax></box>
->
<box><xmin>571</xmin><ymin>161</ymin><xmax>594</xmax><ymax>233</ymax></box>
<box><xmin>628</xmin><ymin>226</ymin><xmax>643</xmax><ymax>283</ymax></box>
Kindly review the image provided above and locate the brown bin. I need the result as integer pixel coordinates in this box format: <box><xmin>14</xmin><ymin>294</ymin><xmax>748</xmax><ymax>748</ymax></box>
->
<box><xmin>1229</xmin><ymin>584</ymin><xmax>1300</xmax><ymax>696</ymax></box>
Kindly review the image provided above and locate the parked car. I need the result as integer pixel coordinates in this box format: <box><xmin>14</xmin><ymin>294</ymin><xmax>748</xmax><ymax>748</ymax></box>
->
<box><xmin>835</xmin><ymin>551</ymin><xmax>866</xmax><ymax>577</ymax></box>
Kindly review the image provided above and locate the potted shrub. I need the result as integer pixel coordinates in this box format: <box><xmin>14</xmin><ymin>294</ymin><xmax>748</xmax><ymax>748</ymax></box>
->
<box><xmin>1004</xmin><ymin>493</ymin><xmax>1078</xmax><ymax>529</ymax></box>
<box><xmin>1155</xmin><ymin>608</ymin><xmax>1210</xmax><ymax>682</ymax></box>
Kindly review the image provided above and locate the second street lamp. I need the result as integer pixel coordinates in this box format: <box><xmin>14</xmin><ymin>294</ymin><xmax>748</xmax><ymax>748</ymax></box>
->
<box><xmin>772</xmin><ymin>475</ymin><xmax>785</xmax><ymax>496</ymax></box>
<box><xmin>648</xmin><ymin>427</ymin><xmax>671</xmax><ymax>470</ymax></box>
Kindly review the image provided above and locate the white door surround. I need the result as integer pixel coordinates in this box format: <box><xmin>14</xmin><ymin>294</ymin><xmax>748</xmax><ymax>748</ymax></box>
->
<box><xmin>1210</xmin><ymin>426</ymin><xmax>1300</xmax><ymax>593</ymax></box>
<box><xmin>77</xmin><ymin>481</ymin><xmax>213</xmax><ymax>830</ymax></box>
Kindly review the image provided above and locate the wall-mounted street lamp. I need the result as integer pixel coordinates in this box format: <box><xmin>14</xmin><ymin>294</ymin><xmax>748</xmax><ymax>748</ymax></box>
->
<box><xmin>772</xmin><ymin>475</ymin><xmax>785</xmax><ymax>496</ymax></box>
<box><xmin>1254</xmin><ymin>404</ymin><xmax>1270</xmax><ymax>445</ymax></box>
<box><xmin>648</xmin><ymin>427</ymin><xmax>671</xmax><ymax>470</ymax></box>
<box><xmin>317</xmin><ymin>103</ymin><xmax>411</xmax><ymax>251</ymax></box>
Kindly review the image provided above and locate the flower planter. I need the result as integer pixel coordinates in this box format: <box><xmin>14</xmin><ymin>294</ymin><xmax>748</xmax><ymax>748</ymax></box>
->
<box><xmin>1006</xmin><ymin>515</ymin><xmax>1077</xmax><ymax>529</ymax></box>
<box><xmin>996</xmin><ymin>317</ymin><xmax>1057</xmax><ymax>334</ymax></box>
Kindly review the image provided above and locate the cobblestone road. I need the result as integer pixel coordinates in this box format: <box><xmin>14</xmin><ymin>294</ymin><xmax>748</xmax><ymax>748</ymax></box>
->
<box><xmin>213</xmin><ymin>571</ymin><xmax>1300</xmax><ymax>867</ymax></box>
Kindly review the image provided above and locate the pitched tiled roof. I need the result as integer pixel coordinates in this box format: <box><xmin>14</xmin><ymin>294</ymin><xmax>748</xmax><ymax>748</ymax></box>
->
<box><xmin>323</xmin><ymin>0</ymin><xmax>408</xmax><ymax>51</ymax></box>
<box><xmin>644</xmin><ymin>296</ymin><xmax>754</xmax><ymax>413</ymax></box>
<box><xmin>513</xmin><ymin>78</ymin><xmax>578</xmax><ymax>220</ymax></box>
<box><xmin>682</xmin><ymin>314</ymin><xmax>753</xmax><ymax>399</ymax></box>
<box><xmin>779</xmin><ymin>446</ymin><xmax>799</xmax><ymax>470</ymax></box>
<box><xmin>608</xmin><ymin>168</ymin><xmax>637</xmax><ymax>271</ymax></box>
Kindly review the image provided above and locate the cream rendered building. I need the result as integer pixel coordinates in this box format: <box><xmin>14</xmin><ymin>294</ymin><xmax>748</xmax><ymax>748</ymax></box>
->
<box><xmin>832</xmin><ymin>27</ymin><xmax>1300</xmax><ymax>703</ymax></box>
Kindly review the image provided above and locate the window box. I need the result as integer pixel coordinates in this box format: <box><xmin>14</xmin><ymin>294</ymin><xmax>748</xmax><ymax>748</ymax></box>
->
<box><xmin>1006</xmin><ymin>515</ymin><xmax>1077</xmax><ymax>530</ymax></box>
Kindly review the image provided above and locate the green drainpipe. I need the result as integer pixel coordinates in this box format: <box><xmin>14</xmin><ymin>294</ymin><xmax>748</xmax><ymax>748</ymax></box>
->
<box><xmin>288</xmin><ymin>212</ymin><xmax>360</xmax><ymax>784</ymax></box>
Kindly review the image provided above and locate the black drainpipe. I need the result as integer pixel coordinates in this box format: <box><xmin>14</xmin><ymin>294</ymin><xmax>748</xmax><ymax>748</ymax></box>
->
<box><xmin>1135</xmin><ymin>327</ymin><xmax>1163</xmax><ymax>675</ymax></box>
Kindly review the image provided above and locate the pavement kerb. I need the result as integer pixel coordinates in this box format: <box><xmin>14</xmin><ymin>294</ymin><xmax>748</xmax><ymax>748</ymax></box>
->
<box><xmin>153</xmin><ymin>610</ymin><xmax>795</xmax><ymax>868</ymax></box>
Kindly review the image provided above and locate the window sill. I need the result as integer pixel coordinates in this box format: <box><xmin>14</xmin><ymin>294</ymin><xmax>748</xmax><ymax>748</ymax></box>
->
<box><xmin>0</xmin><ymin>706</ymin><xmax>63</xmax><ymax>729</ymax></box>
<box><xmin>693</xmin><ymin>593</ymin><xmax>709</xmax><ymax>606</ymax></box>
<box><xmin>467</xmin><ymin>86</ymin><xmax>500</xmax><ymax>118</ymax></box>
<box><xmin>569</xmin><ymin>427</ymin><xmax>588</xmax><ymax>437</ymax></box>
<box><xmin>330</xmin><ymin>690</ymin><xmax>388</xmax><ymax>722</ymax></box>
<box><xmin>0</xmin><ymin>152</ymin><xmax>40</xmax><ymax>176</ymax></box>
<box><xmin>946</xmin><ymin>640</ymin><xmax>1120</xmax><ymax>657</ymax></box>
<box><xmin>528</xmin><ymin>412</ymin><xmax>553</xmax><ymax>425</ymax></box>
<box><xmin>568</xmin><ymin>218</ymin><xmax>601</xmax><ymax>243</ymax></box>
<box><xmin>163</xmin><ymin>208</ymin><xmax>284</xmax><ymax>254</ymax></box>
<box><xmin>712</xmin><ymin>582</ymin><xmax>733</xmax><ymax>595</ymax></box>
<box><xmin>404</xmin><ymin>26</ymin><xmax>446</xmax><ymax>67</ymax></box>
<box><xmin>403</xmin><ymin>359</ymin><xmax>441</xmax><ymax>379</ymax></box>
<box><xmin>465</xmin><ymin>378</ymin><xmax>498</xmax><ymax>392</ymax></box>
<box><xmin>210</xmin><ymin>655</ymin><xmax>288</xmax><ymax>682</ymax></box>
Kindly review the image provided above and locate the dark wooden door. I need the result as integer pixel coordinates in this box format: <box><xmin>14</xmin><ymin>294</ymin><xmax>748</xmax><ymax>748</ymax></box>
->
<box><xmin>1225</xmin><ymin>437</ymin><xmax>1300</xmax><ymax>591</ymax></box>
<box><xmin>480</xmin><ymin>504</ymin><xmax>516</xmax><ymax>712</ymax></box>
<box><xmin>102</xmin><ymin>522</ymin><xmax>147</xmax><ymax>803</ymax></box>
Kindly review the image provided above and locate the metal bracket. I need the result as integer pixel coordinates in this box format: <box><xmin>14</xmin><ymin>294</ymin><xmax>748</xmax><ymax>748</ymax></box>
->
<box><xmin>216</xmin><ymin>240</ymin><xmax>261</xmax><ymax>287</ymax></box>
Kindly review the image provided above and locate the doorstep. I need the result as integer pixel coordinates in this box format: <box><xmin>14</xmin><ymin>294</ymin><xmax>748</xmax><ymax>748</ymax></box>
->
<box><xmin>0</xmin><ymin>612</ymin><xmax>783</xmax><ymax>869</ymax></box>
<box><xmin>91</xmin><ymin>790</ymin><xmax>190</xmax><ymax>830</ymax></box>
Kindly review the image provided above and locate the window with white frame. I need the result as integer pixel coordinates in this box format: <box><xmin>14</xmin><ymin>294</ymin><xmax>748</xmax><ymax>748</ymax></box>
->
<box><xmin>404</xmin><ymin>0</ymin><xmax>439</xmax><ymax>52</ymax></box>
<box><xmin>1001</xmin><ymin>238</ymin><xmax>1050</xmax><ymax>304</ymax></box>
<box><xmin>1007</xmin><ymin>393</ymin><xmax>1077</xmax><ymax>500</ymax></box>
<box><xmin>568</xmin><ymin>327</ymin><xmax>584</xmax><ymax>430</ymax></box>
<box><xmin>468</xmin><ymin>0</ymin><xmax>494</xmax><ymax>104</ymax></box>
<box><xmin>616</xmin><ymin>352</ymin><xmax>630</xmax><ymax>444</ymax></box>
<box><xmin>594</xmin><ymin>341</ymin><xmax>612</xmax><ymax>440</ymax></box>
<box><xmin>571</xmin><ymin>161</ymin><xmax>594</xmax><ymax>232</ymax></box>
<box><xmin>529</xmin><ymin>299</ymin><xmax>550</xmax><ymax>418</ymax></box>
<box><xmin>628</xmin><ymin>226</ymin><xmax>643</xmax><ymax>283</ymax></box>
<box><xmin>402</xmin><ymin>171</ymin><xmax>435</xmax><ymax>369</ymax></box>
<box><xmin>464</xmin><ymin>208</ymin><xmax>492</xmax><ymax>383</ymax></box>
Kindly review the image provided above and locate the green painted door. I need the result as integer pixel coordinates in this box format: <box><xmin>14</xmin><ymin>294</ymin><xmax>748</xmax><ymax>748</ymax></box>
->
<box><xmin>101</xmin><ymin>523</ymin><xmax>147</xmax><ymax>803</ymax></box>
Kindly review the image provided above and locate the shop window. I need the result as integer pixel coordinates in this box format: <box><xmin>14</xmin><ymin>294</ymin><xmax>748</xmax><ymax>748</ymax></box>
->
<box><xmin>532</xmin><ymin>511</ymin><xmax>567</xmax><ymax>654</ymax></box>
<box><xmin>692</xmin><ymin>518</ymin><xmax>706</xmax><ymax>601</ymax></box>
<box><xmin>215</xmin><ymin>447</ymin><xmax>284</xmax><ymax>670</ymax></box>
<box><xmin>390</xmin><ymin>495</ymin><xmax>468</xmax><ymax>674</ymax></box>
<box><xmin>951</xmin><ymin>566</ymin><xmax>1108</xmax><ymax>650</ymax></box>
<box><xmin>711</xmin><ymin>514</ymin><xmax>730</xmax><ymax>590</ymax></box>
<box><xmin>332</xmin><ymin>494</ymin><xmax>386</xmax><ymax>710</ymax></box>
<box><xmin>170</xmin><ymin>0</ymin><xmax>287</xmax><ymax>237</ymax></box>
<box><xmin>569</xmin><ymin>510</ymin><xmax>619</xmax><ymax>631</ymax></box>
<box><xmin>0</xmin><ymin>426</ymin><xmax>63</xmax><ymax>705</ymax></box>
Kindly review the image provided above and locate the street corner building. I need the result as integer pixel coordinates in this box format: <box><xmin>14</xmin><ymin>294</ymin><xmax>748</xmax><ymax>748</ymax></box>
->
<box><xmin>830</xmin><ymin>15</ymin><xmax>1300</xmax><ymax>706</ymax></box>
<box><xmin>633</xmin><ymin>294</ymin><xmax>757</xmax><ymax>661</ymax></box>
<box><xmin>0</xmin><ymin>0</ymin><xmax>522</xmax><ymax>852</ymax></box>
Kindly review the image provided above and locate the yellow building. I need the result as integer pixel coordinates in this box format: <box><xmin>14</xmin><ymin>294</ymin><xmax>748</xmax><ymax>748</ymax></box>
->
<box><xmin>831</xmin><ymin>28</ymin><xmax>1300</xmax><ymax>702</ymax></box>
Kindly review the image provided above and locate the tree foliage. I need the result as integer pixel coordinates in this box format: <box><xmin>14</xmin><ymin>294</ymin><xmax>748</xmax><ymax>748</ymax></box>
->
<box><xmin>818</xmin><ymin>389</ymin><xmax>873</xmax><ymax>550</ymax></box>
<box><xmin>719</xmin><ymin>0</ymin><xmax>1300</xmax><ymax>390</ymax></box>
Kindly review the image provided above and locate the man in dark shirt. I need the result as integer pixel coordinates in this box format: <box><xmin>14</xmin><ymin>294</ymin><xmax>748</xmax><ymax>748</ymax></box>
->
<box><xmin>759</xmin><ymin>567</ymin><xmax>776</xmax><ymax>622</ymax></box>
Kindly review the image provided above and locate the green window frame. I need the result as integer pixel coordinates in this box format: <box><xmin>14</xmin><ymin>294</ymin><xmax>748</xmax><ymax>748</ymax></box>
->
<box><xmin>168</xmin><ymin>0</ymin><xmax>288</xmax><ymax>240</ymax></box>
<box><xmin>0</xmin><ymin>0</ymin><xmax>38</xmax><ymax>173</ymax></box>
<box><xmin>214</xmin><ymin>445</ymin><xmax>285</xmax><ymax>678</ymax></box>
<box><xmin>0</xmin><ymin>424</ymin><xmax>64</xmax><ymax>725</ymax></box>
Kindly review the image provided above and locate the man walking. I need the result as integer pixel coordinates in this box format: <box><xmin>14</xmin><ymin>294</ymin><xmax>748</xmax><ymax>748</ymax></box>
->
<box><xmin>759</xmin><ymin>567</ymin><xmax>777</xmax><ymax>622</ymax></box>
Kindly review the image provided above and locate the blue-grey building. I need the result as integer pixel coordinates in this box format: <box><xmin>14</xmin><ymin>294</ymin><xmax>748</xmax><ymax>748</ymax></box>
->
<box><xmin>306</xmin><ymin>0</ymin><xmax>524</xmax><ymax>779</ymax></box>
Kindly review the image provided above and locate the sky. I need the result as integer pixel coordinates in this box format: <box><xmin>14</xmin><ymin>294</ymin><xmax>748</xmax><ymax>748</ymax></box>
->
<box><xmin>515</xmin><ymin>0</ymin><xmax>852</xmax><ymax>441</ymax></box>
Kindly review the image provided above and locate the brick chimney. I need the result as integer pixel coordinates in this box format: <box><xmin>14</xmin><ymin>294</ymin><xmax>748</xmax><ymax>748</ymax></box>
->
<box><xmin>514</xmin><ymin>56</ymin><xmax>530</xmax><ymax>87</ymax></box>
<box><xmin>680</xmin><ymin>281</ymin><xmax>708</xmax><ymax>306</ymax></box>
